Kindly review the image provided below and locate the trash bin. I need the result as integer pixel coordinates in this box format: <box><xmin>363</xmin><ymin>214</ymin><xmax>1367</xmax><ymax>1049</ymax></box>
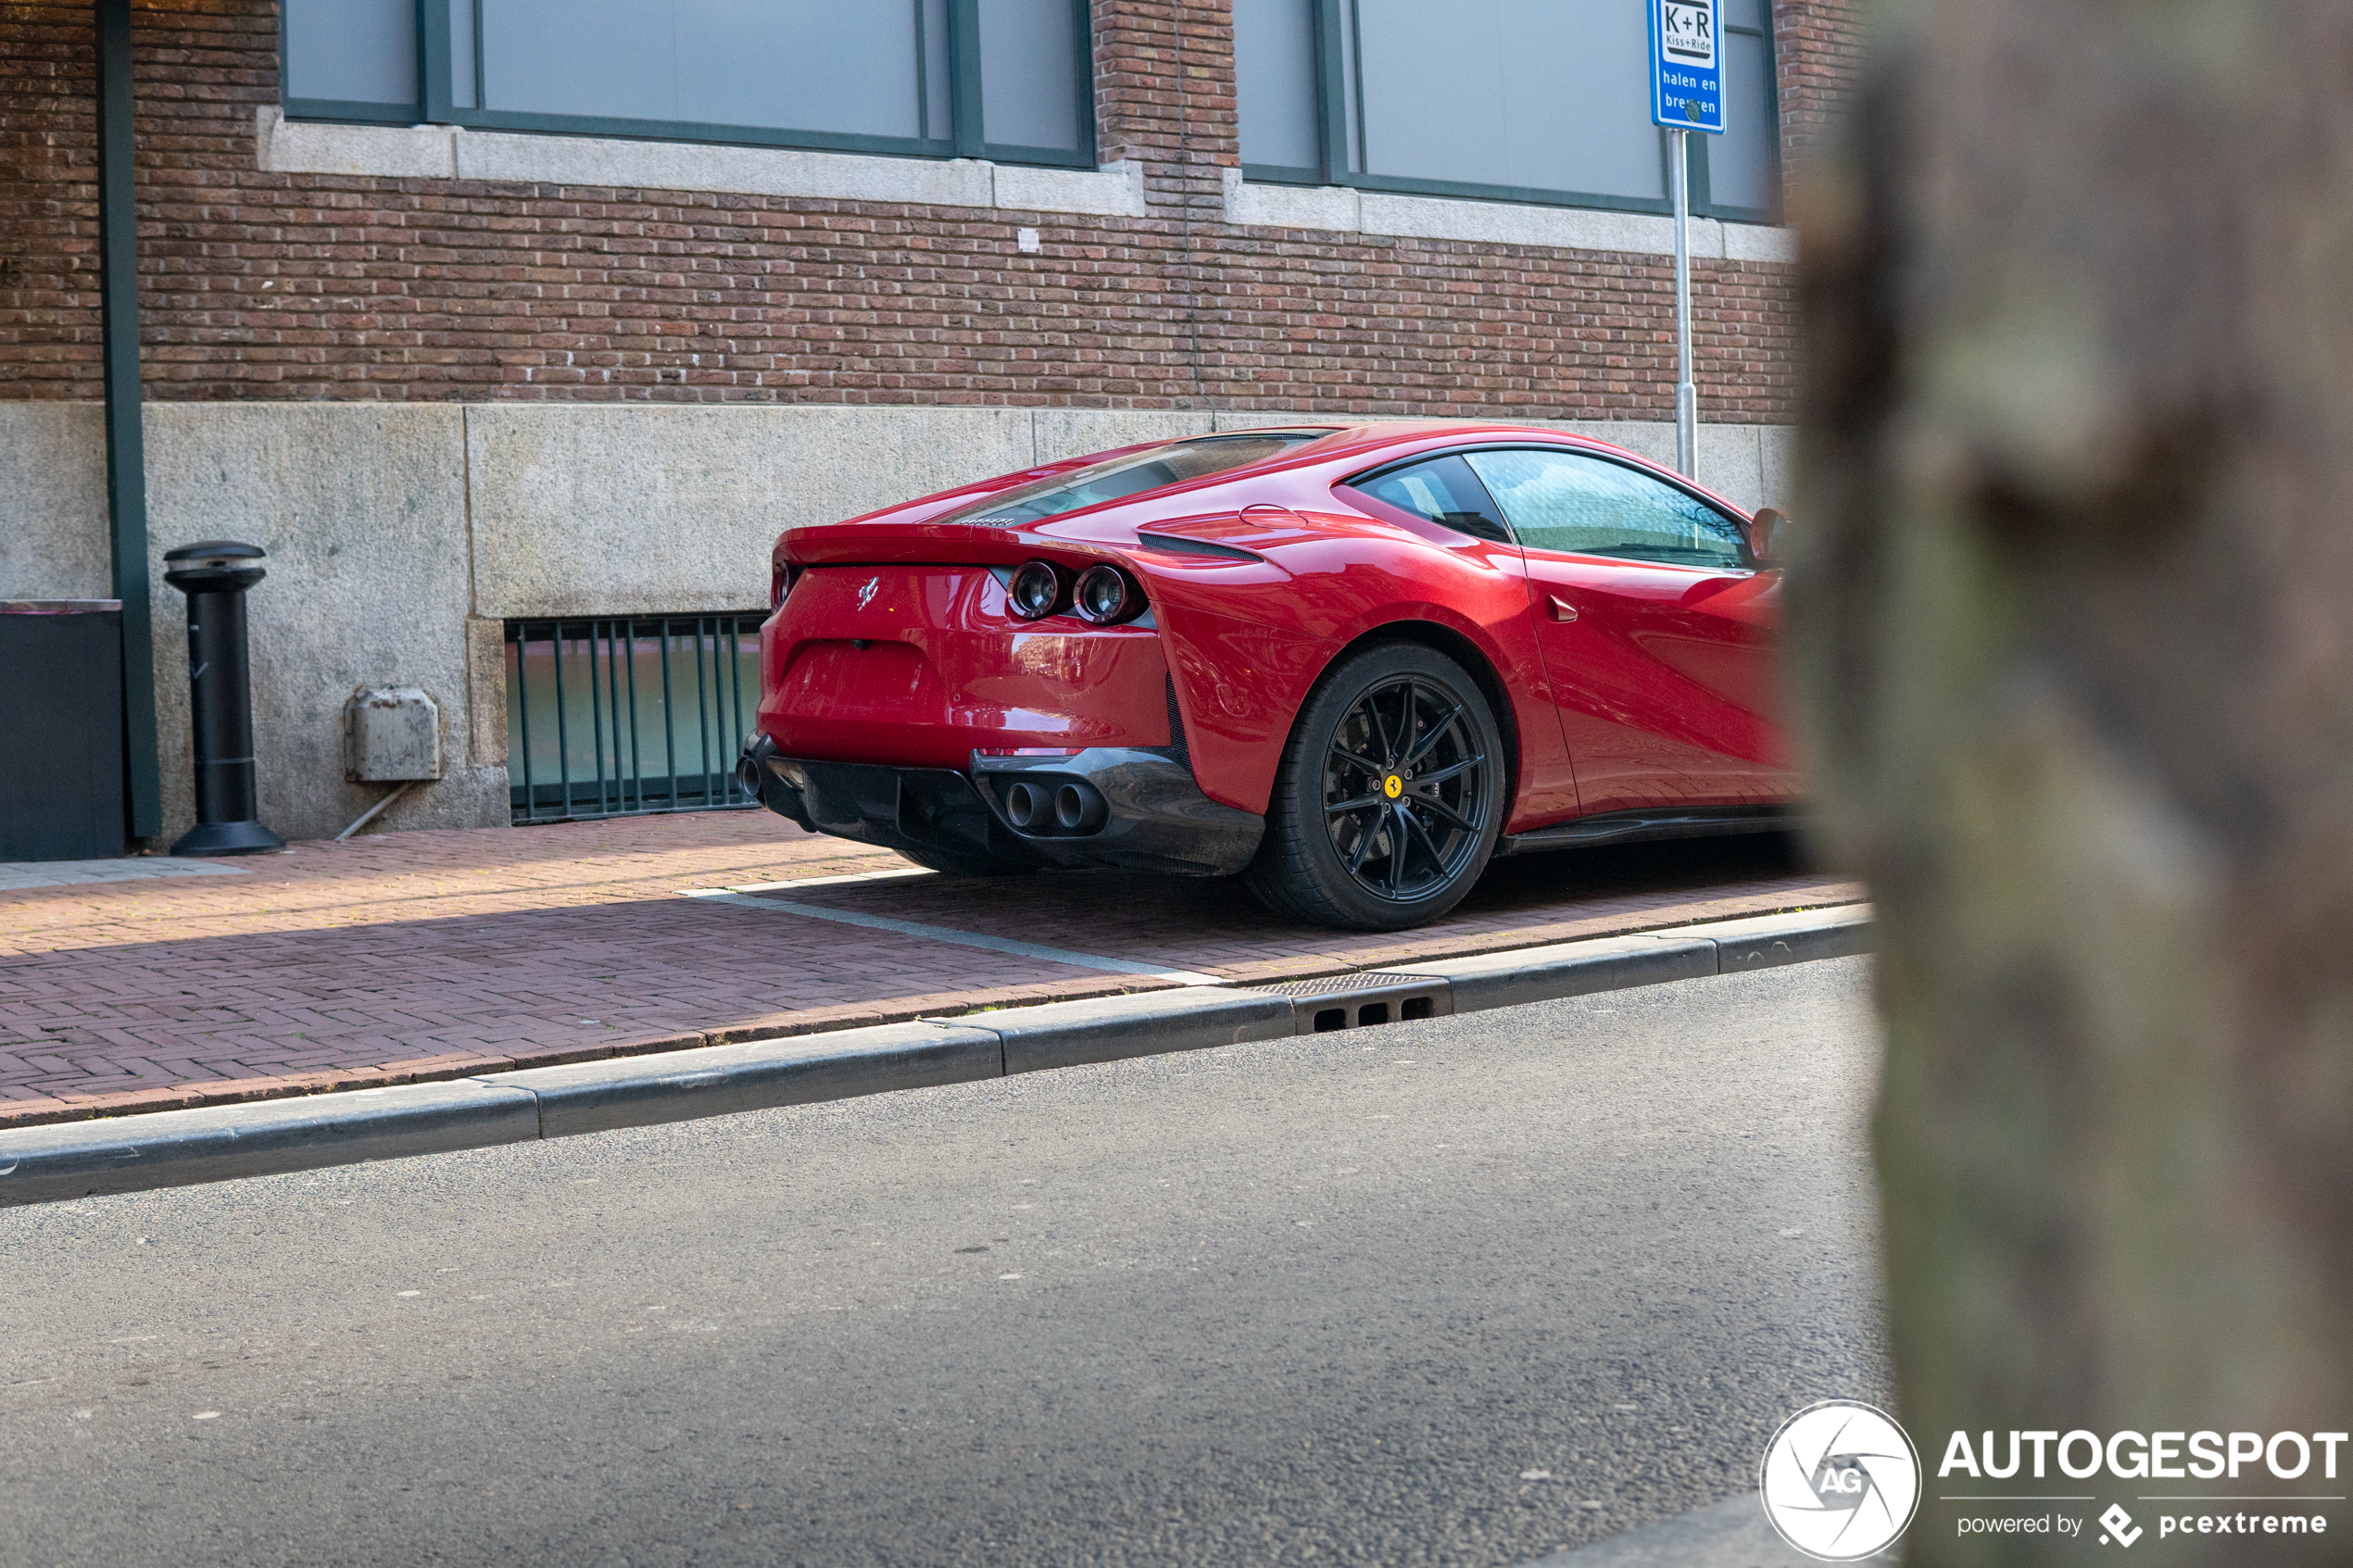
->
<box><xmin>0</xmin><ymin>599</ymin><xmax>128</xmax><ymax>860</ymax></box>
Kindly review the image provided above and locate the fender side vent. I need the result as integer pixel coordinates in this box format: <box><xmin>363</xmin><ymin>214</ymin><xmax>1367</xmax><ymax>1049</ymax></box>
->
<box><xmin>1136</xmin><ymin>531</ymin><xmax>1264</xmax><ymax>561</ymax></box>
<box><xmin>1164</xmin><ymin>674</ymin><xmax>1191</xmax><ymax>772</ymax></box>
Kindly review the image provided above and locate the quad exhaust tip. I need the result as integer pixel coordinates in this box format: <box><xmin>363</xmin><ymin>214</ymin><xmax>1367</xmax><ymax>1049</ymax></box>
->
<box><xmin>1003</xmin><ymin>777</ymin><xmax>1108</xmax><ymax>835</ymax></box>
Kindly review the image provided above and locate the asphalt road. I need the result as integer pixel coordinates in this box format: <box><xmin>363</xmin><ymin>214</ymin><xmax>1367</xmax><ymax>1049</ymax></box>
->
<box><xmin>0</xmin><ymin>958</ymin><xmax>1890</xmax><ymax>1568</ymax></box>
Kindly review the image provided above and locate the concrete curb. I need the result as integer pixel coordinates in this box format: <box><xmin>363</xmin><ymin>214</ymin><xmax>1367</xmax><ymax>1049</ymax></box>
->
<box><xmin>990</xmin><ymin>987</ymin><xmax>1300</xmax><ymax>1075</ymax></box>
<box><xmin>0</xmin><ymin>1081</ymin><xmax>541</xmax><ymax>1206</ymax></box>
<box><xmin>0</xmin><ymin>905</ymin><xmax>1870</xmax><ymax>1208</ymax></box>
<box><xmin>496</xmin><ymin>1022</ymin><xmax>1006</xmax><ymax>1141</ymax></box>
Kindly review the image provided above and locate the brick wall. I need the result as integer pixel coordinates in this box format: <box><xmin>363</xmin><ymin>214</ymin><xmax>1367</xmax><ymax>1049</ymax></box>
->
<box><xmin>0</xmin><ymin>1</ymin><xmax>98</xmax><ymax>399</ymax></box>
<box><xmin>0</xmin><ymin>0</ymin><xmax>1849</xmax><ymax>420</ymax></box>
<box><xmin>1772</xmin><ymin>0</ymin><xmax>1866</xmax><ymax>167</ymax></box>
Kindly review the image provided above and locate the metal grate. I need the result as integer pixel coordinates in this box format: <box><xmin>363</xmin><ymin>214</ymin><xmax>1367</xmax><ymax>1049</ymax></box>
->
<box><xmin>1242</xmin><ymin>972</ymin><xmax>1446</xmax><ymax>998</ymax></box>
<box><xmin>504</xmin><ymin>614</ymin><xmax>765</xmax><ymax>824</ymax></box>
<box><xmin>1242</xmin><ymin>972</ymin><xmax>1453</xmax><ymax>1033</ymax></box>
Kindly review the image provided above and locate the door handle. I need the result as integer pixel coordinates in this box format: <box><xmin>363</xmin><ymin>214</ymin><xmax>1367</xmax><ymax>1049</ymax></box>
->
<box><xmin>1547</xmin><ymin>595</ymin><xmax>1579</xmax><ymax>622</ymax></box>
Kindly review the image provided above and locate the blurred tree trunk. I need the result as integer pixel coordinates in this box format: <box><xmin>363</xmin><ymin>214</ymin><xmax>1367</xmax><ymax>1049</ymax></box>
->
<box><xmin>1791</xmin><ymin>1</ymin><xmax>2353</xmax><ymax>1562</ymax></box>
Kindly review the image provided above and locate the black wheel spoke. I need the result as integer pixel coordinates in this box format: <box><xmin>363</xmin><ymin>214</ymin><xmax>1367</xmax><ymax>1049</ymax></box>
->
<box><xmin>1401</xmin><ymin>703</ymin><xmax>1462</xmax><ymax>768</ymax></box>
<box><xmin>1400</xmin><ymin>679</ymin><xmax>1421</xmax><ymax>765</ymax></box>
<box><xmin>1327</xmin><ymin>745</ymin><xmax>1385</xmax><ymax>777</ymax></box>
<box><xmin>1386</xmin><ymin>806</ymin><xmax>1409</xmax><ymax>896</ymax></box>
<box><xmin>1413</xmin><ymin>792</ymin><xmax>1478</xmax><ymax>834</ymax></box>
<box><xmin>1326</xmin><ymin>793</ymin><xmax>1383</xmax><ymax>815</ymax></box>
<box><xmin>1347</xmin><ymin>817</ymin><xmax>1383</xmax><ymax>874</ymax></box>
<box><xmin>1400</xmin><ymin>804</ymin><xmax>1449</xmax><ymax>868</ymax></box>
<box><xmin>1412</xmin><ymin>752</ymin><xmax>1485</xmax><ymax>787</ymax></box>
<box><xmin>1362</xmin><ymin>692</ymin><xmax>1395</xmax><ymax>763</ymax></box>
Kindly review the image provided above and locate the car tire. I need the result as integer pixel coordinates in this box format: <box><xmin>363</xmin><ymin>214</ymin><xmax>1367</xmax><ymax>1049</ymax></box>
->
<box><xmin>1243</xmin><ymin>641</ymin><xmax>1507</xmax><ymax>931</ymax></box>
<box><xmin>893</xmin><ymin>846</ymin><xmax>1038</xmax><ymax>877</ymax></box>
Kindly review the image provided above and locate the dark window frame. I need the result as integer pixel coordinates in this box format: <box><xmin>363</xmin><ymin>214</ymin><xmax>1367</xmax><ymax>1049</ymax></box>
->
<box><xmin>1465</xmin><ymin>444</ymin><xmax>1757</xmax><ymax>571</ymax></box>
<box><xmin>282</xmin><ymin>0</ymin><xmax>1099</xmax><ymax>170</ymax></box>
<box><xmin>1342</xmin><ymin>442</ymin><xmax>1757</xmax><ymax>569</ymax></box>
<box><xmin>1239</xmin><ymin>0</ymin><xmax>1780</xmax><ymax>225</ymax></box>
<box><xmin>1335</xmin><ymin>452</ymin><xmax>1515</xmax><ymax>544</ymax></box>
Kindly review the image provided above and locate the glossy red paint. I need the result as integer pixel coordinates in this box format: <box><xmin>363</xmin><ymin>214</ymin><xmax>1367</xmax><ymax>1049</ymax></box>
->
<box><xmin>757</xmin><ymin>422</ymin><xmax>1794</xmax><ymax>838</ymax></box>
<box><xmin>761</xmin><ymin>563</ymin><xmax>1170</xmax><ymax>768</ymax></box>
<box><xmin>1519</xmin><ymin>552</ymin><xmax>1786</xmax><ymax>813</ymax></box>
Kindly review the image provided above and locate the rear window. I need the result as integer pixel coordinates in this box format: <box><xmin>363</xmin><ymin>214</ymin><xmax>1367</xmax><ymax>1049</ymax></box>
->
<box><xmin>1348</xmin><ymin>454</ymin><xmax>1513</xmax><ymax>543</ymax></box>
<box><xmin>932</xmin><ymin>432</ymin><xmax>1334</xmax><ymax>528</ymax></box>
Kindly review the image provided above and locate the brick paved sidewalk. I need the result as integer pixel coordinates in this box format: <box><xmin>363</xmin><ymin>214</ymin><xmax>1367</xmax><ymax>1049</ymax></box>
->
<box><xmin>0</xmin><ymin>811</ymin><xmax>1862</xmax><ymax>1129</ymax></box>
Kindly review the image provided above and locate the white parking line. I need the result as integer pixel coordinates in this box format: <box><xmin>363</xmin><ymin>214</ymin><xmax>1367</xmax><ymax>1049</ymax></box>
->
<box><xmin>680</xmin><ymin>888</ymin><xmax>1226</xmax><ymax>986</ymax></box>
<box><xmin>718</xmin><ymin>868</ymin><xmax>937</xmax><ymax>894</ymax></box>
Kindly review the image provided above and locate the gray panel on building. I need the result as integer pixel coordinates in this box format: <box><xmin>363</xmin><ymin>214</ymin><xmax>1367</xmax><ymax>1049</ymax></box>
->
<box><xmin>980</xmin><ymin>0</ymin><xmax>1082</xmax><ymax>151</ymax></box>
<box><xmin>482</xmin><ymin>0</ymin><xmax>677</xmax><ymax>120</ymax></box>
<box><xmin>475</xmin><ymin>0</ymin><xmax>936</xmax><ymax>139</ymax></box>
<box><xmin>923</xmin><ymin>0</ymin><xmax>955</xmax><ymax>140</ymax></box>
<box><xmin>1711</xmin><ymin>29</ymin><xmax>1777</xmax><ymax>211</ymax></box>
<box><xmin>283</xmin><ymin>0</ymin><xmax>418</xmax><ymax>109</ymax></box>
<box><xmin>1235</xmin><ymin>0</ymin><xmax>1319</xmax><ymax>170</ymax></box>
<box><xmin>674</xmin><ymin>1</ymin><xmax>927</xmax><ymax>140</ymax></box>
<box><xmin>1351</xmin><ymin>0</ymin><xmax>1666</xmax><ymax>202</ymax></box>
<box><xmin>448</xmin><ymin>0</ymin><xmax>478</xmax><ymax>108</ymax></box>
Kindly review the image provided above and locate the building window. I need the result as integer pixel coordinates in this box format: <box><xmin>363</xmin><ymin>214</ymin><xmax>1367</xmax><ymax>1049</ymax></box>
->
<box><xmin>282</xmin><ymin>0</ymin><xmax>1097</xmax><ymax>169</ymax></box>
<box><xmin>1233</xmin><ymin>0</ymin><xmax>1780</xmax><ymax>222</ymax></box>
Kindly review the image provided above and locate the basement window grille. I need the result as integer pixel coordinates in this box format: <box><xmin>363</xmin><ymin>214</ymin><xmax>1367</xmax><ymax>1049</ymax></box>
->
<box><xmin>503</xmin><ymin>614</ymin><xmax>764</xmax><ymax>824</ymax></box>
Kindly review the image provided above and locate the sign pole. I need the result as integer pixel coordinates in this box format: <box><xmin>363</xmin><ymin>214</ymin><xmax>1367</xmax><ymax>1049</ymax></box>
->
<box><xmin>1649</xmin><ymin>0</ymin><xmax>1721</xmax><ymax>483</ymax></box>
<box><xmin>1670</xmin><ymin>126</ymin><xmax>1696</xmax><ymax>479</ymax></box>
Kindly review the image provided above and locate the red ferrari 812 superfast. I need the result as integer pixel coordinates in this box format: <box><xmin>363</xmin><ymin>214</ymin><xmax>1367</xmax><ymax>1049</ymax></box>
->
<box><xmin>739</xmin><ymin>422</ymin><xmax>1795</xmax><ymax>931</ymax></box>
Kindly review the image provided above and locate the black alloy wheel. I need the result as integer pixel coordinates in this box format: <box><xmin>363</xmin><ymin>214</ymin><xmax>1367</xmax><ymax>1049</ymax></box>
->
<box><xmin>1244</xmin><ymin>642</ymin><xmax>1506</xmax><ymax>931</ymax></box>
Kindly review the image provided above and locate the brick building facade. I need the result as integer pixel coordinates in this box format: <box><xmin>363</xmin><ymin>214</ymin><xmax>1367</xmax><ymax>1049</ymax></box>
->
<box><xmin>2</xmin><ymin>0</ymin><xmax>1859</xmax><ymax>846</ymax></box>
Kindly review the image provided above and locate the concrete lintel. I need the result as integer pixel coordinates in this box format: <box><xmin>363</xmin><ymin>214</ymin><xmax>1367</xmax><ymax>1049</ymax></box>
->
<box><xmin>452</xmin><ymin>128</ymin><xmax>994</xmax><ymax>205</ymax></box>
<box><xmin>1724</xmin><ymin>222</ymin><xmax>1800</xmax><ymax>264</ymax></box>
<box><xmin>1222</xmin><ymin>167</ymin><xmax>1797</xmax><ymax>263</ymax></box>
<box><xmin>1221</xmin><ymin>168</ymin><xmax>1363</xmax><ymax>232</ymax></box>
<box><xmin>255</xmin><ymin>107</ymin><xmax>1146</xmax><ymax>218</ymax></box>
<box><xmin>993</xmin><ymin>157</ymin><xmax>1148</xmax><ymax>218</ymax></box>
<box><xmin>255</xmin><ymin>106</ymin><xmax>456</xmax><ymax>180</ymax></box>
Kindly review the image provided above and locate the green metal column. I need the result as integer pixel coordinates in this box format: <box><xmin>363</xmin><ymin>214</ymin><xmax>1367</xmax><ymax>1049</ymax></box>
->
<box><xmin>96</xmin><ymin>0</ymin><xmax>161</xmax><ymax>838</ymax></box>
<box><xmin>947</xmin><ymin>0</ymin><xmax>984</xmax><ymax>157</ymax></box>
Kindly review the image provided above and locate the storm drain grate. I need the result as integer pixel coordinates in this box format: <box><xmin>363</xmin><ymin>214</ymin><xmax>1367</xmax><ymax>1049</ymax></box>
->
<box><xmin>1241</xmin><ymin>972</ymin><xmax>1454</xmax><ymax>1033</ymax></box>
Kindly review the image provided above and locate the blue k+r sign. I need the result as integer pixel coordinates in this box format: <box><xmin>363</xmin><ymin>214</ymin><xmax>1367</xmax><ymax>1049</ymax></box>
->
<box><xmin>1650</xmin><ymin>0</ymin><xmax>1725</xmax><ymax>133</ymax></box>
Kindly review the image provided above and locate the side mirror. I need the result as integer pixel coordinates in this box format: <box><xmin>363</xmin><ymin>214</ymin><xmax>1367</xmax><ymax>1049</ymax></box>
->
<box><xmin>1747</xmin><ymin>507</ymin><xmax>1790</xmax><ymax>567</ymax></box>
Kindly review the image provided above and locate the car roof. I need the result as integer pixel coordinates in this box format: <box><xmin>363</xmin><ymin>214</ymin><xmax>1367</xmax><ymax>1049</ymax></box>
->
<box><xmin>1217</xmin><ymin>420</ymin><xmax>1753</xmax><ymax>516</ymax></box>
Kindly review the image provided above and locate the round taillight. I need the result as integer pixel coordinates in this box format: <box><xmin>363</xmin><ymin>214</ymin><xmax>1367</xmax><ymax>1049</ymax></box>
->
<box><xmin>1074</xmin><ymin>563</ymin><xmax>1138</xmax><ymax>624</ymax></box>
<box><xmin>1009</xmin><ymin>559</ymin><xmax>1061</xmax><ymax>620</ymax></box>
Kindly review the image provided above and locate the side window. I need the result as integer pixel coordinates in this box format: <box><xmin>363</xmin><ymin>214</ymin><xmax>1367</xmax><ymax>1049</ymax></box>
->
<box><xmin>1464</xmin><ymin>450</ymin><xmax>1748</xmax><ymax>569</ymax></box>
<box><xmin>1350</xmin><ymin>455</ymin><xmax>1512</xmax><ymax>543</ymax></box>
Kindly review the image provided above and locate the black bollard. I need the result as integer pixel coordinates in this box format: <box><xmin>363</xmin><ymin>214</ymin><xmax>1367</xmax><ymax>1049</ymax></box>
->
<box><xmin>164</xmin><ymin>541</ymin><xmax>285</xmax><ymax>856</ymax></box>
